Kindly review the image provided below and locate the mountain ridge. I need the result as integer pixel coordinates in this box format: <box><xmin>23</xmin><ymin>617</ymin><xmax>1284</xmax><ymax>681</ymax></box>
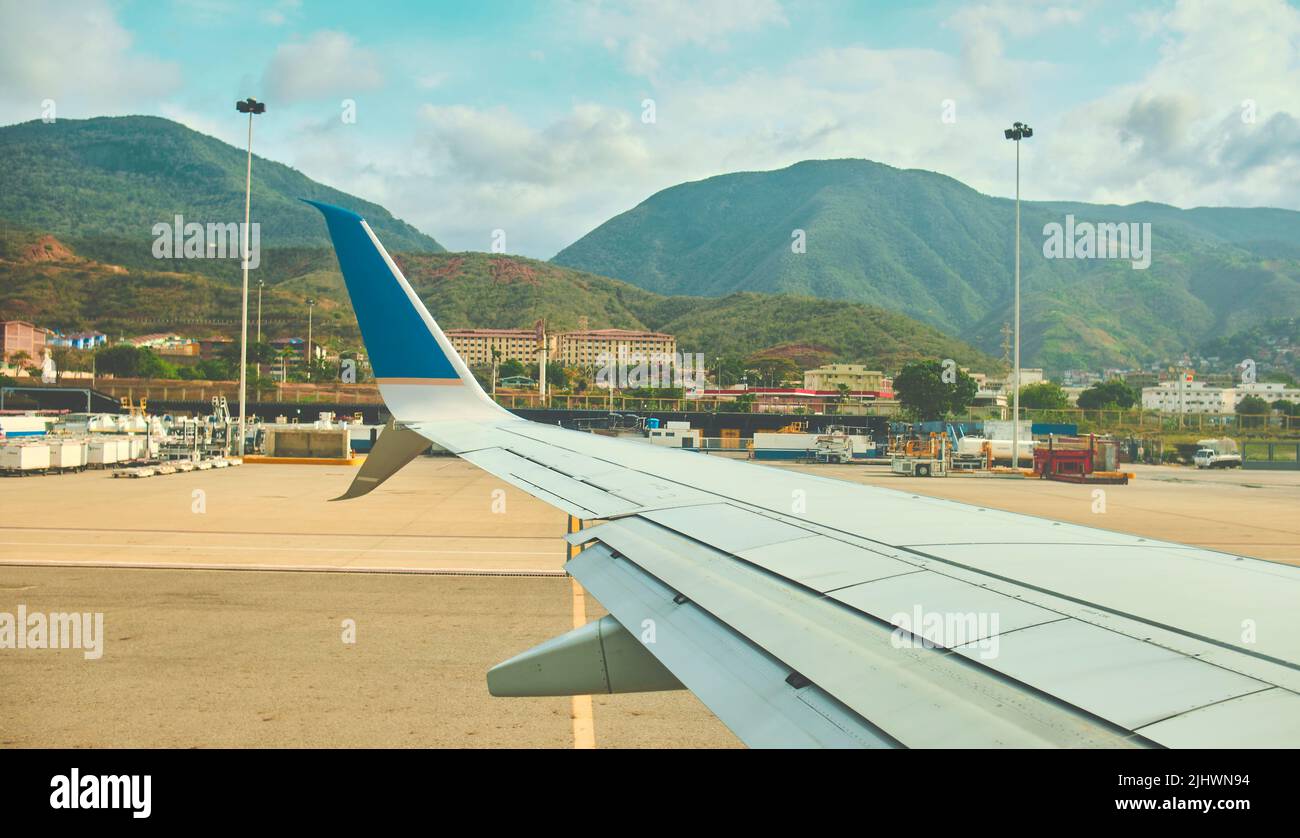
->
<box><xmin>0</xmin><ymin>115</ymin><xmax>443</xmax><ymax>253</ymax></box>
<box><xmin>552</xmin><ymin>158</ymin><xmax>1300</xmax><ymax>372</ymax></box>
<box><xmin>0</xmin><ymin>228</ymin><xmax>1000</xmax><ymax>375</ymax></box>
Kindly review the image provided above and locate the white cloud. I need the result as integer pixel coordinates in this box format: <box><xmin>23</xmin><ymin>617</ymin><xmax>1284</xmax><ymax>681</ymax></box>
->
<box><xmin>570</xmin><ymin>0</ymin><xmax>788</xmax><ymax>79</ymax></box>
<box><xmin>1043</xmin><ymin>0</ymin><xmax>1300</xmax><ymax>209</ymax></box>
<box><xmin>396</xmin><ymin>102</ymin><xmax>652</xmax><ymax>254</ymax></box>
<box><xmin>263</xmin><ymin>30</ymin><xmax>383</xmax><ymax>103</ymax></box>
<box><xmin>260</xmin><ymin>0</ymin><xmax>301</xmax><ymax>26</ymax></box>
<box><xmin>944</xmin><ymin>0</ymin><xmax>1085</xmax><ymax>91</ymax></box>
<box><xmin>415</xmin><ymin>72</ymin><xmax>448</xmax><ymax>90</ymax></box>
<box><xmin>6</xmin><ymin>0</ymin><xmax>1300</xmax><ymax>262</ymax></box>
<box><xmin>375</xmin><ymin>1</ymin><xmax>1300</xmax><ymax>255</ymax></box>
<box><xmin>0</xmin><ymin>0</ymin><xmax>180</xmax><ymax>124</ymax></box>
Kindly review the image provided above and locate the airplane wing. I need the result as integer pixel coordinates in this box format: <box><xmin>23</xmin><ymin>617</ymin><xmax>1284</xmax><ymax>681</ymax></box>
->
<box><xmin>308</xmin><ymin>200</ymin><xmax>1300</xmax><ymax>749</ymax></box>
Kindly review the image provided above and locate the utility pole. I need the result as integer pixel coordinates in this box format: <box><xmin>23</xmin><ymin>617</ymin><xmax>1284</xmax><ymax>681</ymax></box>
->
<box><xmin>255</xmin><ymin>278</ymin><xmax>264</xmax><ymax>380</ymax></box>
<box><xmin>1003</xmin><ymin>121</ymin><xmax>1033</xmax><ymax>470</ymax></box>
<box><xmin>306</xmin><ymin>298</ymin><xmax>316</xmax><ymax>381</ymax></box>
<box><xmin>235</xmin><ymin>97</ymin><xmax>265</xmax><ymax>456</ymax></box>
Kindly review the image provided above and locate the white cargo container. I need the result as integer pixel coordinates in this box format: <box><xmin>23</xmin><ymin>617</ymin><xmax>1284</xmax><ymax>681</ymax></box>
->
<box><xmin>1</xmin><ymin>442</ymin><xmax>51</xmax><ymax>471</ymax></box>
<box><xmin>126</xmin><ymin>436</ymin><xmax>148</xmax><ymax>460</ymax></box>
<box><xmin>87</xmin><ymin>439</ymin><xmax>122</xmax><ymax>466</ymax></box>
<box><xmin>49</xmin><ymin>440</ymin><xmax>87</xmax><ymax>470</ymax></box>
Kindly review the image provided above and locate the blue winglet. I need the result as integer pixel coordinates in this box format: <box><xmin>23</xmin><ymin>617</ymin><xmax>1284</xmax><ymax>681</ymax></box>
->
<box><xmin>304</xmin><ymin>199</ymin><xmax>459</xmax><ymax>381</ymax></box>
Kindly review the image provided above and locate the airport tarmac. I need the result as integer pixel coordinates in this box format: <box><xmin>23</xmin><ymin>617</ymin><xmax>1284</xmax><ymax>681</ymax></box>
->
<box><xmin>2</xmin><ymin>453</ymin><xmax>1297</xmax><ymax>747</ymax></box>
<box><xmin>0</xmin><ymin>457</ymin><xmax>737</xmax><ymax>748</ymax></box>
<box><xmin>779</xmin><ymin>461</ymin><xmax>1300</xmax><ymax>564</ymax></box>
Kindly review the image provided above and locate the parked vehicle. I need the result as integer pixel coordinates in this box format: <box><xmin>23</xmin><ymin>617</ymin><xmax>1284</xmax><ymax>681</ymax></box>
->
<box><xmin>1194</xmin><ymin>448</ymin><xmax>1241</xmax><ymax>469</ymax></box>
<box><xmin>1194</xmin><ymin>437</ymin><xmax>1241</xmax><ymax>469</ymax></box>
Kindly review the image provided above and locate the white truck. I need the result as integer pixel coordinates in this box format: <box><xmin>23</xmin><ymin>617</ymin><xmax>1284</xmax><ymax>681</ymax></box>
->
<box><xmin>1194</xmin><ymin>438</ymin><xmax>1241</xmax><ymax>469</ymax></box>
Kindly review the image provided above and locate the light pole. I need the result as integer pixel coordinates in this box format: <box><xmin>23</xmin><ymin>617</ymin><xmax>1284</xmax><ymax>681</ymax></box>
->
<box><xmin>235</xmin><ymin>97</ymin><xmax>265</xmax><ymax>456</ymax></box>
<box><xmin>255</xmin><ymin>278</ymin><xmax>264</xmax><ymax>379</ymax></box>
<box><xmin>306</xmin><ymin>298</ymin><xmax>316</xmax><ymax>381</ymax></box>
<box><xmin>1003</xmin><ymin>121</ymin><xmax>1032</xmax><ymax>471</ymax></box>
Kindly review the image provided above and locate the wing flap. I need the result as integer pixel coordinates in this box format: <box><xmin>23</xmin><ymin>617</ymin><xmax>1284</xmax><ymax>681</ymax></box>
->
<box><xmin>573</xmin><ymin>517</ymin><xmax>1144</xmax><ymax>748</ymax></box>
<box><xmin>568</xmin><ymin>543</ymin><xmax>892</xmax><ymax>748</ymax></box>
<box><xmin>461</xmin><ymin>448</ymin><xmax>642</xmax><ymax>519</ymax></box>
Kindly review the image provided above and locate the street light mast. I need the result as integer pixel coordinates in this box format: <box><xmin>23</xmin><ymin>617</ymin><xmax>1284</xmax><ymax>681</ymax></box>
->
<box><xmin>1003</xmin><ymin>121</ymin><xmax>1033</xmax><ymax>471</ymax></box>
<box><xmin>235</xmin><ymin>97</ymin><xmax>265</xmax><ymax>456</ymax></box>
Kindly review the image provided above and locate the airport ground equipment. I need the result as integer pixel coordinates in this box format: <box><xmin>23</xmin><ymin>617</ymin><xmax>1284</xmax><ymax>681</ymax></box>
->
<box><xmin>950</xmin><ymin>437</ymin><xmax>991</xmax><ymax>471</ymax></box>
<box><xmin>1034</xmin><ymin>435</ymin><xmax>1129</xmax><ymax>485</ymax></box>
<box><xmin>307</xmin><ymin>198</ymin><xmax>1300</xmax><ymax>749</ymax></box>
<box><xmin>0</xmin><ymin>441</ymin><xmax>51</xmax><ymax>474</ymax></box>
<box><xmin>890</xmin><ymin>433</ymin><xmax>948</xmax><ymax>477</ymax></box>
<box><xmin>47</xmin><ymin>439</ymin><xmax>88</xmax><ymax>472</ymax></box>
<box><xmin>813</xmin><ymin>432</ymin><xmax>853</xmax><ymax>463</ymax></box>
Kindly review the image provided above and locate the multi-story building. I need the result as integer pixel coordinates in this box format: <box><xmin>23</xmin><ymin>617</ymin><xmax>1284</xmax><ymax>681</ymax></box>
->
<box><xmin>989</xmin><ymin>368</ymin><xmax>1045</xmax><ymax>391</ymax></box>
<box><xmin>1140</xmin><ymin>379</ymin><xmax>1300</xmax><ymax>413</ymax></box>
<box><xmin>1141</xmin><ymin>380</ymin><xmax>1233</xmax><ymax>413</ymax></box>
<box><xmin>552</xmin><ymin>329</ymin><xmax>676</xmax><ymax>368</ymax></box>
<box><xmin>802</xmin><ymin>364</ymin><xmax>888</xmax><ymax>392</ymax></box>
<box><xmin>1060</xmin><ymin>369</ymin><xmax>1101</xmax><ymax>388</ymax></box>
<box><xmin>1</xmin><ymin>320</ymin><xmax>48</xmax><ymax>364</ymax></box>
<box><xmin>1234</xmin><ymin>381</ymin><xmax>1300</xmax><ymax>407</ymax></box>
<box><xmin>445</xmin><ymin>328</ymin><xmax>547</xmax><ymax>367</ymax></box>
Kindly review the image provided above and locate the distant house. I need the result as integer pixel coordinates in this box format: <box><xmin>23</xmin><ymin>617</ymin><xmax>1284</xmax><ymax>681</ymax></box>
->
<box><xmin>47</xmin><ymin>330</ymin><xmax>108</xmax><ymax>350</ymax></box>
<box><xmin>198</xmin><ymin>336</ymin><xmax>235</xmax><ymax>360</ymax></box>
<box><xmin>127</xmin><ymin>332</ymin><xmax>183</xmax><ymax>349</ymax></box>
<box><xmin>68</xmin><ymin>331</ymin><xmax>107</xmax><ymax>350</ymax></box>
<box><xmin>1</xmin><ymin>320</ymin><xmax>48</xmax><ymax>364</ymax></box>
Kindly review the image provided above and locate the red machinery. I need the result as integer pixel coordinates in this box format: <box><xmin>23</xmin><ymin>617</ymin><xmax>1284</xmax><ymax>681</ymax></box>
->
<box><xmin>1034</xmin><ymin>435</ymin><xmax>1129</xmax><ymax>485</ymax></box>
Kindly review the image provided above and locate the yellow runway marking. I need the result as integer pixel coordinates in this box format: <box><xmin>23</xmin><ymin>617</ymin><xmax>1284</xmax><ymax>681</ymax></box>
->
<box><xmin>570</xmin><ymin>576</ymin><xmax>596</xmax><ymax>750</ymax></box>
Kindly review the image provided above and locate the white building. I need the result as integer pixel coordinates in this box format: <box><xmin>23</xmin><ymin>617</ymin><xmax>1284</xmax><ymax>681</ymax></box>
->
<box><xmin>984</xmin><ymin>368</ymin><xmax>1044</xmax><ymax>392</ymax></box>
<box><xmin>1141</xmin><ymin>380</ymin><xmax>1300</xmax><ymax>414</ymax></box>
<box><xmin>1233</xmin><ymin>381</ymin><xmax>1300</xmax><ymax>407</ymax></box>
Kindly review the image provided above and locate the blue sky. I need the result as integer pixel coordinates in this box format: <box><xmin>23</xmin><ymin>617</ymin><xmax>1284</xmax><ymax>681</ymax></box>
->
<box><xmin>3</xmin><ymin>0</ymin><xmax>1299</xmax><ymax>256</ymax></box>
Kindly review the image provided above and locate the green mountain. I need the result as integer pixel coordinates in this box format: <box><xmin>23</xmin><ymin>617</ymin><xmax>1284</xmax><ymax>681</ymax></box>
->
<box><xmin>0</xmin><ymin>230</ymin><xmax>998</xmax><ymax>375</ymax></box>
<box><xmin>552</xmin><ymin>159</ymin><xmax>1300</xmax><ymax>373</ymax></box>
<box><xmin>0</xmin><ymin>116</ymin><xmax>442</xmax><ymax>252</ymax></box>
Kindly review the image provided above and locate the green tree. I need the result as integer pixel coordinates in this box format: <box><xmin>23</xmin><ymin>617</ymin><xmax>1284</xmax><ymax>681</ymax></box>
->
<box><xmin>748</xmin><ymin>356</ymin><xmax>801</xmax><ymax>387</ymax></box>
<box><xmin>1237</xmin><ymin>394</ymin><xmax>1270</xmax><ymax>428</ymax></box>
<box><xmin>713</xmin><ymin>355</ymin><xmax>747</xmax><ymax>387</ymax></box>
<box><xmin>136</xmin><ymin>348</ymin><xmax>178</xmax><ymax>379</ymax></box>
<box><xmin>1076</xmin><ymin>379</ymin><xmax>1137</xmax><ymax>410</ymax></box>
<box><xmin>892</xmin><ymin>360</ymin><xmax>977</xmax><ymax>420</ymax></box>
<box><xmin>1018</xmin><ymin>381</ymin><xmax>1070</xmax><ymax>410</ymax></box>
<box><xmin>94</xmin><ymin>344</ymin><xmax>143</xmax><ymax>377</ymax></box>
<box><xmin>545</xmin><ymin>362</ymin><xmax>567</xmax><ymax>389</ymax></box>
<box><xmin>733</xmin><ymin>392</ymin><xmax>756</xmax><ymax>413</ymax></box>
